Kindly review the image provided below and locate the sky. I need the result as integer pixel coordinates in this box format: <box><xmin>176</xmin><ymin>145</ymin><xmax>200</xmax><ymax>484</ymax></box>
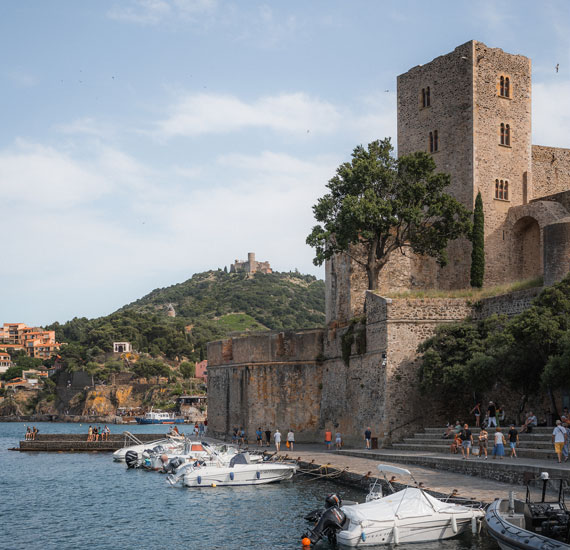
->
<box><xmin>1</xmin><ymin>0</ymin><xmax>570</xmax><ymax>326</ymax></box>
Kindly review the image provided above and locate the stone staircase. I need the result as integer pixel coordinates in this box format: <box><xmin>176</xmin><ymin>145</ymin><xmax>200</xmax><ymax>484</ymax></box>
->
<box><xmin>393</xmin><ymin>426</ymin><xmax>558</xmax><ymax>460</ymax></box>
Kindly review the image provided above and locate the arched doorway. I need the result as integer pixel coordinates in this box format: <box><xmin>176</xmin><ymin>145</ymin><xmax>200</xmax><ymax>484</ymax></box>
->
<box><xmin>512</xmin><ymin>216</ymin><xmax>541</xmax><ymax>280</ymax></box>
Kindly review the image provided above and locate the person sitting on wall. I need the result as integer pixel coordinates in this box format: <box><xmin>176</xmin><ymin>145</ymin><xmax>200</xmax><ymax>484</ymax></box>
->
<box><xmin>450</xmin><ymin>433</ymin><xmax>462</xmax><ymax>454</ymax></box>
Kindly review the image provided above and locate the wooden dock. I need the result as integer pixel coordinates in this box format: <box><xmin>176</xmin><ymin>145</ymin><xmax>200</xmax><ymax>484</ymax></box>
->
<box><xmin>15</xmin><ymin>433</ymin><xmax>173</xmax><ymax>452</ymax></box>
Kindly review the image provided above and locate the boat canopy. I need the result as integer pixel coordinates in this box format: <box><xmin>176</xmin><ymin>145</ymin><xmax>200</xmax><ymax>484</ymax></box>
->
<box><xmin>342</xmin><ymin>488</ymin><xmax>471</xmax><ymax>523</ymax></box>
<box><xmin>229</xmin><ymin>453</ymin><xmax>252</xmax><ymax>467</ymax></box>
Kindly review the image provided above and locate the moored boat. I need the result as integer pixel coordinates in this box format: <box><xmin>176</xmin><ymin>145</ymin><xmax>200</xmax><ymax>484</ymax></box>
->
<box><xmin>485</xmin><ymin>473</ymin><xmax>570</xmax><ymax>550</ymax></box>
<box><xmin>135</xmin><ymin>410</ymin><xmax>185</xmax><ymax>424</ymax></box>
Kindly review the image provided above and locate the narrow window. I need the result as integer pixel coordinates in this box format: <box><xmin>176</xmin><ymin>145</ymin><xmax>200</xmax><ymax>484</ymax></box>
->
<box><xmin>434</xmin><ymin>130</ymin><xmax>438</xmax><ymax>151</ymax></box>
<box><xmin>505</xmin><ymin>77</ymin><xmax>510</xmax><ymax>98</ymax></box>
<box><xmin>504</xmin><ymin>180</ymin><xmax>509</xmax><ymax>200</ymax></box>
<box><xmin>422</xmin><ymin>88</ymin><xmax>426</xmax><ymax>108</ymax></box>
<box><xmin>495</xmin><ymin>179</ymin><xmax>499</xmax><ymax>199</ymax></box>
<box><xmin>426</xmin><ymin>86</ymin><xmax>431</xmax><ymax>107</ymax></box>
<box><xmin>429</xmin><ymin>131</ymin><xmax>433</xmax><ymax>152</ymax></box>
<box><xmin>500</xmin><ymin>76</ymin><xmax>505</xmax><ymax>97</ymax></box>
<box><xmin>500</xmin><ymin>123</ymin><xmax>505</xmax><ymax>145</ymax></box>
<box><xmin>505</xmin><ymin>124</ymin><xmax>511</xmax><ymax>146</ymax></box>
<box><xmin>499</xmin><ymin>180</ymin><xmax>504</xmax><ymax>200</ymax></box>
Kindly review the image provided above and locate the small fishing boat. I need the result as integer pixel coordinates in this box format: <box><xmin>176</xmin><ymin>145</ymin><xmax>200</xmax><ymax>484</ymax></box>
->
<box><xmin>485</xmin><ymin>473</ymin><xmax>570</xmax><ymax>549</ymax></box>
<box><xmin>302</xmin><ymin>464</ymin><xmax>484</xmax><ymax>546</ymax></box>
<box><xmin>135</xmin><ymin>410</ymin><xmax>185</xmax><ymax>424</ymax></box>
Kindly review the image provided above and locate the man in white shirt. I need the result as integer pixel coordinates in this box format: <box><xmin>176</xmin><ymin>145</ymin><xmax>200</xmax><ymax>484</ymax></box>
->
<box><xmin>552</xmin><ymin>420</ymin><xmax>567</xmax><ymax>464</ymax></box>
<box><xmin>274</xmin><ymin>429</ymin><xmax>282</xmax><ymax>452</ymax></box>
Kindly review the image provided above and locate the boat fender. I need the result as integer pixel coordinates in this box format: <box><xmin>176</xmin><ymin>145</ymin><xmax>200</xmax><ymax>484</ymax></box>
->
<box><xmin>256</xmin><ymin>471</ymin><xmax>261</xmax><ymax>479</ymax></box>
<box><xmin>230</xmin><ymin>472</ymin><xmax>234</xmax><ymax>481</ymax></box>
<box><xmin>451</xmin><ymin>515</ymin><xmax>458</xmax><ymax>534</ymax></box>
<box><xmin>471</xmin><ymin>516</ymin><xmax>477</xmax><ymax>535</ymax></box>
<box><xmin>360</xmin><ymin>530</ymin><xmax>366</xmax><ymax>542</ymax></box>
<box><xmin>392</xmin><ymin>525</ymin><xmax>399</xmax><ymax>544</ymax></box>
<box><xmin>197</xmin><ymin>475</ymin><xmax>202</xmax><ymax>485</ymax></box>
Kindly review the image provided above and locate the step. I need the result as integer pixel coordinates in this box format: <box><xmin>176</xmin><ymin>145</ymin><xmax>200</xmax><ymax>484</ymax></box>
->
<box><xmin>392</xmin><ymin>443</ymin><xmax>559</xmax><ymax>460</ymax></box>
<box><xmin>411</xmin><ymin>433</ymin><xmax>552</xmax><ymax>443</ymax></box>
<box><xmin>423</xmin><ymin>426</ymin><xmax>554</xmax><ymax>435</ymax></box>
<box><xmin>403</xmin><ymin>438</ymin><xmax>553</xmax><ymax>449</ymax></box>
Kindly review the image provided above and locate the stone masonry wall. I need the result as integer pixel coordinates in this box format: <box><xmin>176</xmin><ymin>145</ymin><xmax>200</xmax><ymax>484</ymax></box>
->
<box><xmin>473</xmin><ymin>42</ymin><xmax>532</xmax><ymax>287</ymax></box>
<box><xmin>207</xmin><ymin>330</ymin><xmax>324</xmax><ymax>442</ymax></box>
<box><xmin>532</xmin><ymin>145</ymin><xmax>570</xmax><ymax>199</ymax></box>
<box><xmin>397</xmin><ymin>41</ymin><xmax>474</xmax><ymax>290</ymax></box>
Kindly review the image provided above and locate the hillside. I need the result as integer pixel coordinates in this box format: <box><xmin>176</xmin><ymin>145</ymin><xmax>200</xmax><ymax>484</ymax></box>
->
<box><xmin>47</xmin><ymin>270</ymin><xmax>325</xmax><ymax>362</ymax></box>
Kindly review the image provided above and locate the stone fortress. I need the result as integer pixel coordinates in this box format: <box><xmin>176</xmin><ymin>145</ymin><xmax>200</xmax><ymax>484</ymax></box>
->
<box><xmin>230</xmin><ymin>252</ymin><xmax>272</xmax><ymax>274</ymax></box>
<box><xmin>207</xmin><ymin>41</ymin><xmax>570</xmax><ymax>446</ymax></box>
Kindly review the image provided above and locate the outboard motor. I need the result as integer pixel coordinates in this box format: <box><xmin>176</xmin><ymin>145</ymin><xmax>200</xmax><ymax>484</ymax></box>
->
<box><xmin>163</xmin><ymin>457</ymin><xmax>183</xmax><ymax>474</ymax></box>
<box><xmin>302</xmin><ymin>494</ymin><xmax>347</xmax><ymax>546</ymax></box>
<box><xmin>125</xmin><ymin>450</ymin><xmax>140</xmax><ymax>469</ymax></box>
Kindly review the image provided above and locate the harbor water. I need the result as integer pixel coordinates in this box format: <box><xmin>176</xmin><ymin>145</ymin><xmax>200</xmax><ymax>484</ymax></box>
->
<box><xmin>0</xmin><ymin>422</ymin><xmax>498</xmax><ymax>550</ymax></box>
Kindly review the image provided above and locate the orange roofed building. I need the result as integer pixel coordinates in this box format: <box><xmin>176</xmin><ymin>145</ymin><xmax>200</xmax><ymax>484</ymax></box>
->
<box><xmin>0</xmin><ymin>323</ymin><xmax>62</xmax><ymax>359</ymax></box>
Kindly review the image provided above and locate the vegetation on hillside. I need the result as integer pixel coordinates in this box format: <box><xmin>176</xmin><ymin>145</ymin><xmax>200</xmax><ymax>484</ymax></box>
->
<box><xmin>45</xmin><ymin>270</ymin><xmax>325</xmax><ymax>364</ymax></box>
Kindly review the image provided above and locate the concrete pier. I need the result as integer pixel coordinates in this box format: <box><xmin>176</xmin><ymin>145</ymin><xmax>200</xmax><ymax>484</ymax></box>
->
<box><xmin>15</xmin><ymin>433</ymin><xmax>175</xmax><ymax>452</ymax></box>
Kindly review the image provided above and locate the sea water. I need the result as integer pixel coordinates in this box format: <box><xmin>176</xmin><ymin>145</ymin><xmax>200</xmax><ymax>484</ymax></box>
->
<box><xmin>0</xmin><ymin>422</ymin><xmax>498</xmax><ymax>550</ymax></box>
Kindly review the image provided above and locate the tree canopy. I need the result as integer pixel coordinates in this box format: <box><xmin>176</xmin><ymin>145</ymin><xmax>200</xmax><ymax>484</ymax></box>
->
<box><xmin>306</xmin><ymin>139</ymin><xmax>472</xmax><ymax>289</ymax></box>
<box><xmin>418</xmin><ymin>275</ymin><xmax>570</xmax><ymax>419</ymax></box>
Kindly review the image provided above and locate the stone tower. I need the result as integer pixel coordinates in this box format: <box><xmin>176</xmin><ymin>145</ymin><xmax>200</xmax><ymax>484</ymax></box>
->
<box><xmin>397</xmin><ymin>40</ymin><xmax>532</xmax><ymax>288</ymax></box>
<box><xmin>248</xmin><ymin>252</ymin><xmax>256</xmax><ymax>273</ymax></box>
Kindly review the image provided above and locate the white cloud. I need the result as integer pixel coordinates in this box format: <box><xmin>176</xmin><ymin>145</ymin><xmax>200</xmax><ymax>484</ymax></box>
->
<box><xmin>533</xmin><ymin>80</ymin><xmax>570</xmax><ymax>148</ymax></box>
<box><xmin>107</xmin><ymin>0</ymin><xmax>216</xmax><ymax>25</ymax></box>
<box><xmin>157</xmin><ymin>92</ymin><xmax>342</xmax><ymax>137</ymax></box>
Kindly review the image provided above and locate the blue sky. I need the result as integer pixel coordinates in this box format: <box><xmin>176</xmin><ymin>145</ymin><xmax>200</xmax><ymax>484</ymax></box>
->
<box><xmin>1</xmin><ymin>0</ymin><xmax>569</xmax><ymax>325</ymax></box>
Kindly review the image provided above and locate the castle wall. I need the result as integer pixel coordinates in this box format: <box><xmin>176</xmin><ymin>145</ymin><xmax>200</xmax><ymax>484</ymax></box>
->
<box><xmin>532</xmin><ymin>146</ymin><xmax>570</xmax><ymax>199</ymax></box>
<box><xmin>206</xmin><ymin>330</ymin><xmax>324</xmax><ymax>441</ymax></box>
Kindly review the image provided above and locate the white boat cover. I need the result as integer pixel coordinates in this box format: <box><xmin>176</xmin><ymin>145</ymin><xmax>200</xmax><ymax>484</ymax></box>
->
<box><xmin>342</xmin><ymin>488</ymin><xmax>470</xmax><ymax>523</ymax></box>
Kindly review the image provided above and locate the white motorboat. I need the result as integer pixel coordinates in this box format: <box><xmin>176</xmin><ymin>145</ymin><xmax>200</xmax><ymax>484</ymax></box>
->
<box><xmin>302</xmin><ymin>464</ymin><xmax>484</xmax><ymax>546</ymax></box>
<box><xmin>112</xmin><ymin>432</ymin><xmax>184</xmax><ymax>462</ymax></box>
<box><xmin>167</xmin><ymin>449</ymin><xmax>297</xmax><ymax>487</ymax></box>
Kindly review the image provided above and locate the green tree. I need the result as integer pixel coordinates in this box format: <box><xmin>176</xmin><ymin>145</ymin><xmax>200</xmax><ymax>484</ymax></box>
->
<box><xmin>180</xmin><ymin>361</ymin><xmax>195</xmax><ymax>378</ymax></box>
<box><xmin>470</xmin><ymin>191</ymin><xmax>485</xmax><ymax>288</ymax></box>
<box><xmin>306</xmin><ymin>139</ymin><xmax>472</xmax><ymax>290</ymax></box>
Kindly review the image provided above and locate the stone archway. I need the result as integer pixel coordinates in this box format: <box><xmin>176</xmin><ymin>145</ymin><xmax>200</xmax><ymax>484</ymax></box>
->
<box><xmin>506</xmin><ymin>201</ymin><xmax>570</xmax><ymax>283</ymax></box>
<box><xmin>512</xmin><ymin>216</ymin><xmax>541</xmax><ymax>280</ymax></box>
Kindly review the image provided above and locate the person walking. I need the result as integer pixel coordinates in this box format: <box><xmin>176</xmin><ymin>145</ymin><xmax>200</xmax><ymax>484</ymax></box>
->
<box><xmin>264</xmin><ymin>428</ymin><xmax>272</xmax><ymax>448</ymax></box>
<box><xmin>198</xmin><ymin>422</ymin><xmax>205</xmax><ymax>438</ymax></box>
<box><xmin>487</xmin><ymin>402</ymin><xmax>497</xmax><ymax>428</ymax></box>
<box><xmin>459</xmin><ymin>423</ymin><xmax>473</xmax><ymax>459</ymax></box>
<box><xmin>552</xmin><ymin>420</ymin><xmax>567</xmax><ymax>464</ymax></box>
<box><xmin>274</xmin><ymin>428</ymin><xmax>282</xmax><ymax>452</ymax></box>
<box><xmin>256</xmin><ymin>427</ymin><xmax>263</xmax><ymax>447</ymax></box>
<box><xmin>492</xmin><ymin>427</ymin><xmax>506</xmax><ymax>459</ymax></box>
<box><xmin>87</xmin><ymin>425</ymin><xmax>93</xmax><ymax>442</ymax></box>
<box><xmin>324</xmin><ymin>429</ymin><xmax>332</xmax><ymax>450</ymax></box>
<box><xmin>507</xmin><ymin>424</ymin><xmax>519</xmax><ymax>458</ymax></box>
<box><xmin>470</xmin><ymin>403</ymin><xmax>482</xmax><ymax>427</ymax></box>
<box><xmin>364</xmin><ymin>427</ymin><xmax>372</xmax><ymax>449</ymax></box>
<box><xmin>335</xmin><ymin>430</ymin><xmax>342</xmax><ymax>450</ymax></box>
<box><xmin>563</xmin><ymin>421</ymin><xmax>570</xmax><ymax>462</ymax></box>
<box><xmin>478</xmin><ymin>427</ymin><xmax>488</xmax><ymax>459</ymax></box>
<box><xmin>287</xmin><ymin>429</ymin><xmax>295</xmax><ymax>450</ymax></box>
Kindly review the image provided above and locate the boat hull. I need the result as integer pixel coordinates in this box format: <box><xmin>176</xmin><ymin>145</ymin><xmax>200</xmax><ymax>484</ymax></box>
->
<box><xmin>485</xmin><ymin>498</ymin><xmax>570</xmax><ymax>550</ymax></box>
<box><xmin>337</xmin><ymin>516</ymin><xmax>478</xmax><ymax>546</ymax></box>
<box><xmin>135</xmin><ymin>418</ymin><xmax>185</xmax><ymax>424</ymax></box>
<box><xmin>182</xmin><ymin>464</ymin><xmax>297</xmax><ymax>487</ymax></box>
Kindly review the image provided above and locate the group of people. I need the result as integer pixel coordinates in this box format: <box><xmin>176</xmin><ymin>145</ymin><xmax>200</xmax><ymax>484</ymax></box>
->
<box><xmin>231</xmin><ymin>427</ymin><xmax>296</xmax><ymax>451</ymax></box>
<box><xmin>24</xmin><ymin>426</ymin><xmax>39</xmax><ymax>440</ymax></box>
<box><xmin>469</xmin><ymin>401</ymin><xmax>506</xmax><ymax>428</ymax></box>
<box><xmin>446</xmin><ymin>421</ymin><xmax>520</xmax><ymax>460</ymax></box>
<box><xmin>324</xmin><ymin>428</ymin><xmax>343</xmax><ymax>450</ymax></box>
<box><xmin>87</xmin><ymin>425</ymin><xmax>110</xmax><ymax>441</ymax></box>
<box><xmin>553</xmin><ymin>414</ymin><xmax>570</xmax><ymax>464</ymax></box>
